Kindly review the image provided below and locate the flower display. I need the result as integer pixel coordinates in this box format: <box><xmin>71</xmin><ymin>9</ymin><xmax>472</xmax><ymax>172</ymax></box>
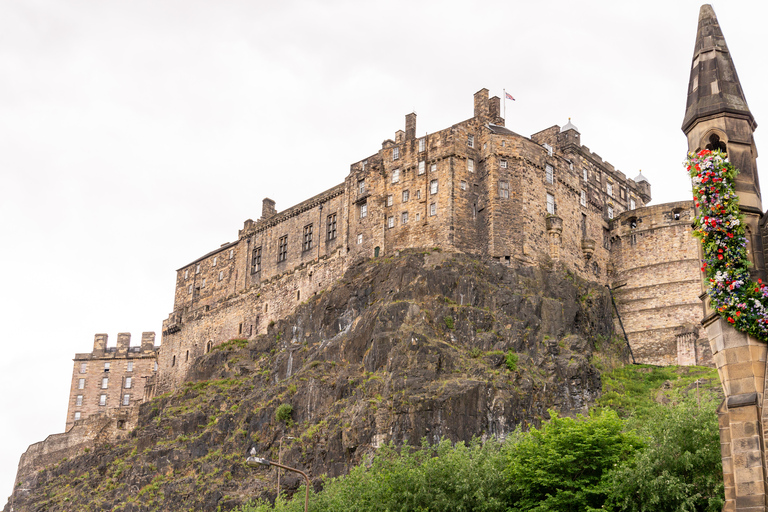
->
<box><xmin>686</xmin><ymin>149</ymin><xmax>768</xmax><ymax>339</ymax></box>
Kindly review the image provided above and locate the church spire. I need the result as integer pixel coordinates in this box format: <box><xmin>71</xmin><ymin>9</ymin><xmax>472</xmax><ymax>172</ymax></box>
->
<box><xmin>682</xmin><ymin>4</ymin><xmax>755</xmax><ymax>133</ymax></box>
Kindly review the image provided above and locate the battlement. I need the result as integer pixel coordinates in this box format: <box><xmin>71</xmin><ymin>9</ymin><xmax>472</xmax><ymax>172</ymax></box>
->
<box><xmin>84</xmin><ymin>332</ymin><xmax>158</xmax><ymax>358</ymax></box>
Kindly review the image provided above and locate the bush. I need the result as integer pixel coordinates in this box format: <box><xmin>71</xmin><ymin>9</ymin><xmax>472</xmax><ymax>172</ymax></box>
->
<box><xmin>606</xmin><ymin>394</ymin><xmax>724</xmax><ymax>512</ymax></box>
<box><xmin>505</xmin><ymin>351</ymin><xmax>518</xmax><ymax>372</ymax></box>
<box><xmin>275</xmin><ymin>404</ymin><xmax>293</xmax><ymax>424</ymax></box>
<box><xmin>443</xmin><ymin>316</ymin><xmax>455</xmax><ymax>330</ymax></box>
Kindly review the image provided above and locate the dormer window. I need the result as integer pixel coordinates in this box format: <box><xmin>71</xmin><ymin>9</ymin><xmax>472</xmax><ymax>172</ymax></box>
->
<box><xmin>542</xmin><ymin>143</ymin><xmax>553</xmax><ymax>156</ymax></box>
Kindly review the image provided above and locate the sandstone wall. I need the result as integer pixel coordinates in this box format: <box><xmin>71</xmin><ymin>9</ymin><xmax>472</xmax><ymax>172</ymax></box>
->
<box><xmin>609</xmin><ymin>201</ymin><xmax>709</xmax><ymax>365</ymax></box>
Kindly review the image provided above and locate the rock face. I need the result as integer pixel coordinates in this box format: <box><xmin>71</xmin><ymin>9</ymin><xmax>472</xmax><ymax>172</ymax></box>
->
<box><xmin>5</xmin><ymin>251</ymin><xmax>625</xmax><ymax>512</ymax></box>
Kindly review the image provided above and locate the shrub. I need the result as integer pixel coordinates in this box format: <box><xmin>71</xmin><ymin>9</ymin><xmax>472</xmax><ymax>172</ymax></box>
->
<box><xmin>275</xmin><ymin>404</ymin><xmax>293</xmax><ymax>424</ymax></box>
<box><xmin>443</xmin><ymin>316</ymin><xmax>455</xmax><ymax>330</ymax></box>
<box><xmin>505</xmin><ymin>351</ymin><xmax>518</xmax><ymax>372</ymax></box>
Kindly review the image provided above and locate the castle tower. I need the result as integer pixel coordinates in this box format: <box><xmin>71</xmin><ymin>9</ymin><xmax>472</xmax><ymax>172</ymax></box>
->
<box><xmin>683</xmin><ymin>6</ymin><xmax>768</xmax><ymax>510</ymax></box>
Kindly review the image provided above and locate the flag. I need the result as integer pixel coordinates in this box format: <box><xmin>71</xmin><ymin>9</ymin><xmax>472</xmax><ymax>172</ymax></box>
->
<box><xmin>505</xmin><ymin>92</ymin><xmax>515</xmax><ymax>101</ymax></box>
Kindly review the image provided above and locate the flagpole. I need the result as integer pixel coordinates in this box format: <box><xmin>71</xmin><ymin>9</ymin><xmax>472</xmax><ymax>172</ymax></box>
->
<box><xmin>503</xmin><ymin>89</ymin><xmax>506</xmax><ymax>120</ymax></box>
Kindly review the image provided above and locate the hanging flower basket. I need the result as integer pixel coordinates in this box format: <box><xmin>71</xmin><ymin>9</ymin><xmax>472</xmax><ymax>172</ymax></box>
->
<box><xmin>686</xmin><ymin>149</ymin><xmax>768</xmax><ymax>339</ymax></box>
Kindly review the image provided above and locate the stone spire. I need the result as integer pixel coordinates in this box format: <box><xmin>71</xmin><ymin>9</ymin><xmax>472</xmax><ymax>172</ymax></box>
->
<box><xmin>682</xmin><ymin>4</ymin><xmax>755</xmax><ymax>133</ymax></box>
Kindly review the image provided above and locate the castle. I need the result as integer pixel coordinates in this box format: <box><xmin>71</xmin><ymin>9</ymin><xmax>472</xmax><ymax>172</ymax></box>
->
<box><xmin>63</xmin><ymin>88</ymin><xmax>709</xmax><ymax>429</ymax></box>
<box><xmin>23</xmin><ymin>3</ymin><xmax>768</xmax><ymax>510</ymax></box>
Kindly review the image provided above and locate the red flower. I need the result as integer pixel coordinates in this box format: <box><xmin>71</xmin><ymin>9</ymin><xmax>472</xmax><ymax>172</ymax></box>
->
<box><xmin>728</xmin><ymin>233</ymin><xmax>734</xmax><ymax>238</ymax></box>
<box><xmin>728</xmin><ymin>317</ymin><xmax>735</xmax><ymax>323</ymax></box>
<box><xmin>718</xmin><ymin>254</ymin><xmax>724</xmax><ymax>260</ymax></box>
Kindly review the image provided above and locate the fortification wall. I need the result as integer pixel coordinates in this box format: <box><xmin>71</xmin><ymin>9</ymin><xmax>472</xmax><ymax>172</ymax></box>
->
<box><xmin>609</xmin><ymin>201</ymin><xmax>711</xmax><ymax>366</ymax></box>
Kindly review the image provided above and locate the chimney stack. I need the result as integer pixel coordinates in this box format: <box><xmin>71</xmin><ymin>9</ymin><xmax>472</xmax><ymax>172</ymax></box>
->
<box><xmin>405</xmin><ymin>112</ymin><xmax>417</xmax><ymax>140</ymax></box>
<box><xmin>261</xmin><ymin>198</ymin><xmax>276</xmax><ymax>220</ymax></box>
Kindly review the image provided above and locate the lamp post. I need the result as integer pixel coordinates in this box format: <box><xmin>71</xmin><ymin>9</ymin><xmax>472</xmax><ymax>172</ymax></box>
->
<box><xmin>277</xmin><ymin>435</ymin><xmax>296</xmax><ymax>497</ymax></box>
<box><xmin>246</xmin><ymin>447</ymin><xmax>309</xmax><ymax>512</ymax></box>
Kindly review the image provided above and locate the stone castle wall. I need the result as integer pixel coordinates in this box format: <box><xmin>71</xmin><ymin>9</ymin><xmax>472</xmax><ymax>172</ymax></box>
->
<box><xmin>609</xmin><ymin>201</ymin><xmax>711</xmax><ymax>366</ymax></box>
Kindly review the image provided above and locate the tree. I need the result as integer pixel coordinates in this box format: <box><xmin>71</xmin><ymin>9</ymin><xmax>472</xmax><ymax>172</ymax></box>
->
<box><xmin>606</xmin><ymin>394</ymin><xmax>724</xmax><ymax>512</ymax></box>
<box><xmin>505</xmin><ymin>409</ymin><xmax>642</xmax><ymax>511</ymax></box>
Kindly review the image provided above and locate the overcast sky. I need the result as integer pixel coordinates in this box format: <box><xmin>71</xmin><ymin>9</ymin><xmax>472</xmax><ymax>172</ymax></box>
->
<box><xmin>2</xmin><ymin>0</ymin><xmax>767</xmax><ymax>501</ymax></box>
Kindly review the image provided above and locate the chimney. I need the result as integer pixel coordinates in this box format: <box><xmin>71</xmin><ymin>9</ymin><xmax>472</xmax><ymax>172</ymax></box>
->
<box><xmin>261</xmin><ymin>198</ymin><xmax>276</xmax><ymax>219</ymax></box>
<box><xmin>473</xmin><ymin>88</ymin><xmax>489</xmax><ymax>121</ymax></box>
<box><xmin>405</xmin><ymin>112</ymin><xmax>417</xmax><ymax>140</ymax></box>
<box><xmin>489</xmin><ymin>96</ymin><xmax>503</xmax><ymax>125</ymax></box>
<box><xmin>141</xmin><ymin>332</ymin><xmax>156</xmax><ymax>352</ymax></box>
<box><xmin>93</xmin><ymin>333</ymin><xmax>108</xmax><ymax>355</ymax></box>
<box><xmin>117</xmin><ymin>333</ymin><xmax>131</xmax><ymax>354</ymax></box>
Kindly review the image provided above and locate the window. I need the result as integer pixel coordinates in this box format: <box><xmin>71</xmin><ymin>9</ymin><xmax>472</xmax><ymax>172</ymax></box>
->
<box><xmin>467</xmin><ymin>134</ymin><xmax>474</xmax><ymax>148</ymax></box>
<box><xmin>188</xmin><ymin>284</ymin><xmax>193</xmax><ymax>294</ymax></box>
<box><xmin>251</xmin><ymin>246</ymin><xmax>262</xmax><ymax>273</ymax></box>
<box><xmin>460</xmin><ymin>180</ymin><xmax>467</xmax><ymax>191</ymax></box>
<box><xmin>392</xmin><ymin>169</ymin><xmax>400</xmax><ymax>183</ymax></box>
<box><xmin>125</xmin><ymin>377</ymin><xmax>132</xmax><ymax>389</ymax></box>
<box><xmin>583</xmin><ymin>168</ymin><xmax>588</xmax><ymax>181</ymax></box>
<box><xmin>606</xmin><ymin>183</ymin><xmax>613</xmax><ymax>197</ymax></box>
<box><xmin>543</xmin><ymin>143</ymin><xmax>553</xmax><ymax>156</ymax></box>
<box><xmin>580</xmin><ymin>190</ymin><xmax>587</xmax><ymax>207</ymax></box>
<box><xmin>74</xmin><ymin>411</ymin><xmax>81</xmax><ymax>421</ymax></box>
<box><xmin>620</xmin><ymin>187</ymin><xmax>626</xmax><ymax>199</ymax></box>
<box><xmin>104</xmin><ymin>362</ymin><xmax>110</xmax><ymax>372</ymax></box>
<box><xmin>430</xmin><ymin>180</ymin><xmax>438</xmax><ymax>195</ymax></box>
<box><xmin>546</xmin><ymin>193</ymin><xmax>555</xmax><ymax>215</ymax></box>
<box><xmin>218</xmin><ymin>270</ymin><xmax>224</xmax><ymax>281</ymax></box>
<box><xmin>80</xmin><ymin>363</ymin><xmax>87</xmax><ymax>374</ymax></box>
<box><xmin>172</xmin><ymin>355</ymin><xmax>176</xmax><ymax>367</ymax></box>
<box><xmin>212</xmin><ymin>256</ymin><xmax>217</xmax><ymax>267</ymax></box>
<box><xmin>416</xmin><ymin>213</ymin><xmax>421</xmax><ymax>221</ymax></box>
<box><xmin>76</xmin><ymin>395</ymin><xmax>83</xmax><ymax>406</ymax></box>
<box><xmin>402</xmin><ymin>212</ymin><xmax>409</xmax><ymax>225</ymax></box>
<box><xmin>502</xmin><ymin>140</ymin><xmax>506</xmax><ymax>147</ymax></box>
<box><xmin>154</xmin><ymin>362</ymin><xmax>158</xmax><ymax>372</ymax></box>
<box><xmin>430</xmin><ymin>203</ymin><xmax>437</xmax><ymax>216</ymax></box>
<box><xmin>545</xmin><ymin>165</ymin><xmax>554</xmax><ymax>184</ymax></box>
<box><xmin>674</xmin><ymin>210</ymin><xmax>681</xmax><ymax>220</ymax></box>
<box><xmin>419</xmin><ymin>138</ymin><xmax>426</xmax><ymax>152</ymax></box>
<box><xmin>278</xmin><ymin>236</ymin><xmax>288</xmax><ymax>262</ymax></box>
<box><xmin>357</xmin><ymin>234</ymin><xmax>363</xmax><ymax>245</ymax></box>
<box><xmin>416</xmin><ymin>190</ymin><xmax>421</xmax><ymax>200</ymax></box>
<box><xmin>78</xmin><ymin>378</ymin><xmax>85</xmax><ymax>389</ymax></box>
<box><xmin>361</xmin><ymin>160</ymin><xmax>367</xmax><ymax>170</ymax></box>
<box><xmin>467</xmin><ymin>159</ymin><xmax>474</xmax><ymax>173</ymax></box>
<box><xmin>303</xmin><ymin>224</ymin><xmax>313</xmax><ymax>251</ymax></box>
<box><xmin>386</xmin><ymin>195</ymin><xmax>393</xmax><ymax>207</ymax></box>
<box><xmin>123</xmin><ymin>394</ymin><xmax>130</xmax><ymax>406</ymax></box>
<box><xmin>358</xmin><ymin>180</ymin><xmax>365</xmax><ymax>194</ymax></box>
<box><xmin>499</xmin><ymin>181</ymin><xmax>510</xmax><ymax>199</ymax></box>
<box><xmin>607</xmin><ymin>206</ymin><xmax>614</xmax><ymax>219</ymax></box>
<box><xmin>99</xmin><ymin>394</ymin><xmax>106</xmax><ymax>406</ymax></box>
<box><xmin>195</xmin><ymin>264</ymin><xmax>200</xmax><ymax>274</ymax></box>
<box><xmin>327</xmin><ymin>214</ymin><xmax>337</xmax><ymax>240</ymax></box>
<box><xmin>630</xmin><ymin>199</ymin><xmax>636</xmax><ymax>210</ymax></box>
<box><xmin>360</xmin><ymin>203</ymin><xmax>368</xmax><ymax>219</ymax></box>
<box><xmin>102</xmin><ymin>377</ymin><xmax>108</xmax><ymax>389</ymax></box>
<box><xmin>126</xmin><ymin>361</ymin><xmax>133</xmax><ymax>372</ymax></box>
<box><xmin>201</xmin><ymin>278</ymin><xmax>206</xmax><ymax>288</ymax></box>
<box><xmin>393</xmin><ymin>147</ymin><xmax>399</xmax><ymax>160</ymax></box>
<box><xmin>184</xmin><ymin>269</ymin><xmax>189</xmax><ymax>280</ymax></box>
<box><xmin>418</xmin><ymin>161</ymin><xmax>425</xmax><ymax>175</ymax></box>
<box><xmin>430</xmin><ymin>163</ymin><xmax>437</xmax><ymax>173</ymax></box>
<box><xmin>500</xmin><ymin>160</ymin><xmax>507</xmax><ymax>169</ymax></box>
<box><xmin>229</xmin><ymin>249</ymin><xmax>234</xmax><ymax>259</ymax></box>
<box><xmin>402</xmin><ymin>190</ymin><xmax>409</xmax><ymax>202</ymax></box>
<box><xmin>388</xmin><ymin>216</ymin><xmax>395</xmax><ymax>228</ymax></box>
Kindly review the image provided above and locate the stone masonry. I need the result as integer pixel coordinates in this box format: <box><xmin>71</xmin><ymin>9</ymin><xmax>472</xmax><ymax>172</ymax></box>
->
<box><xmin>65</xmin><ymin>332</ymin><xmax>159</xmax><ymax>431</ymax></box>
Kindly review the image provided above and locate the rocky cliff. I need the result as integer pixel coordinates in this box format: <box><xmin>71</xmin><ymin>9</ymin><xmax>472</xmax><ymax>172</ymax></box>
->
<box><xmin>6</xmin><ymin>250</ymin><xmax>627</xmax><ymax>511</ymax></box>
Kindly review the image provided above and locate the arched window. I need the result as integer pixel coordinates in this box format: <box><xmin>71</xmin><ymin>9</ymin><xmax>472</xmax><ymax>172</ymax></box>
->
<box><xmin>705</xmin><ymin>134</ymin><xmax>727</xmax><ymax>154</ymax></box>
<box><xmin>206</xmin><ymin>340</ymin><xmax>213</xmax><ymax>353</ymax></box>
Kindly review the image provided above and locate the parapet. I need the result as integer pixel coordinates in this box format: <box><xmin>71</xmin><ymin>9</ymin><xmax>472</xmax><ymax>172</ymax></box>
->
<box><xmin>86</xmin><ymin>332</ymin><xmax>158</xmax><ymax>358</ymax></box>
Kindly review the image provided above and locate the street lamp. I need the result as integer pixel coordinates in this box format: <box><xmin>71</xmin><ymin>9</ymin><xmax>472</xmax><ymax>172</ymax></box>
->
<box><xmin>277</xmin><ymin>435</ymin><xmax>296</xmax><ymax>497</ymax></box>
<box><xmin>246</xmin><ymin>447</ymin><xmax>310</xmax><ymax>512</ymax></box>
